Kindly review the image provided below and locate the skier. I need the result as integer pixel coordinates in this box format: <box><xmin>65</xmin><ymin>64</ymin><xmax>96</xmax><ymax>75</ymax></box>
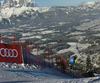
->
<box><xmin>69</xmin><ymin>55</ymin><xmax>77</xmax><ymax>69</ymax></box>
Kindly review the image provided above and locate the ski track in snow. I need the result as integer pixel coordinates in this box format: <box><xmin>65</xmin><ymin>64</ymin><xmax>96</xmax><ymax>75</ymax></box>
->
<box><xmin>0</xmin><ymin>62</ymin><xmax>100</xmax><ymax>83</ymax></box>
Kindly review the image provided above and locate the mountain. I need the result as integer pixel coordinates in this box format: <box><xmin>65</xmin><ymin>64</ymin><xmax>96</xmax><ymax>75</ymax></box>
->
<box><xmin>0</xmin><ymin>0</ymin><xmax>100</xmax><ymax>72</ymax></box>
<box><xmin>0</xmin><ymin>0</ymin><xmax>38</xmax><ymax>21</ymax></box>
<box><xmin>0</xmin><ymin>0</ymin><xmax>100</xmax><ymax>37</ymax></box>
<box><xmin>79</xmin><ymin>1</ymin><xmax>95</xmax><ymax>7</ymax></box>
<box><xmin>0</xmin><ymin>0</ymin><xmax>37</xmax><ymax>8</ymax></box>
<box><xmin>79</xmin><ymin>0</ymin><xmax>100</xmax><ymax>8</ymax></box>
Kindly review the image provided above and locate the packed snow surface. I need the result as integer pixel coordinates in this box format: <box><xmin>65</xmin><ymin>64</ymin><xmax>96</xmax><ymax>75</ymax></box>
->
<box><xmin>0</xmin><ymin>62</ymin><xmax>100</xmax><ymax>83</ymax></box>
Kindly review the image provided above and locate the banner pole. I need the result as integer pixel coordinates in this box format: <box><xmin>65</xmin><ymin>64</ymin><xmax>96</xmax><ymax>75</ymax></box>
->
<box><xmin>14</xmin><ymin>35</ymin><xmax>15</xmax><ymax>44</ymax></box>
<box><xmin>55</xmin><ymin>55</ymin><xmax>58</xmax><ymax>69</ymax></box>
<box><xmin>36</xmin><ymin>44</ymin><xmax>39</xmax><ymax>66</ymax></box>
<box><xmin>43</xmin><ymin>45</ymin><xmax>45</xmax><ymax>66</ymax></box>
<box><xmin>28</xmin><ymin>41</ymin><xmax>31</xmax><ymax>64</ymax></box>
<box><xmin>26</xmin><ymin>41</ymin><xmax>29</xmax><ymax>64</ymax></box>
<box><xmin>0</xmin><ymin>34</ymin><xmax>1</xmax><ymax>43</ymax></box>
<box><xmin>52</xmin><ymin>51</ymin><xmax>53</xmax><ymax>67</ymax></box>
<box><xmin>47</xmin><ymin>46</ymin><xmax>50</xmax><ymax>67</ymax></box>
<box><xmin>21</xmin><ymin>46</ymin><xmax>24</xmax><ymax>63</ymax></box>
<box><xmin>25</xmin><ymin>40</ymin><xmax>27</xmax><ymax>63</ymax></box>
<box><xmin>17</xmin><ymin>37</ymin><xmax>19</xmax><ymax>45</ymax></box>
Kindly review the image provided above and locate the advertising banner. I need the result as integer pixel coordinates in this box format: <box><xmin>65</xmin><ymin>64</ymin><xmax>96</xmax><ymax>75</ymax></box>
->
<box><xmin>0</xmin><ymin>43</ymin><xmax>22</xmax><ymax>63</ymax></box>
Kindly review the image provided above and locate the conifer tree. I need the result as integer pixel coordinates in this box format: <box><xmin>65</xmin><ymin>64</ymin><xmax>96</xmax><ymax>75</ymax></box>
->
<box><xmin>97</xmin><ymin>55</ymin><xmax>100</xmax><ymax>73</ymax></box>
<box><xmin>98</xmin><ymin>55</ymin><xmax>100</xmax><ymax>68</ymax></box>
<box><xmin>85</xmin><ymin>55</ymin><xmax>93</xmax><ymax>73</ymax></box>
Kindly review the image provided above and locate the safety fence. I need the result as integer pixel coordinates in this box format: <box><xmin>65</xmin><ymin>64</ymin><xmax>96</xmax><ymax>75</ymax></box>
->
<box><xmin>0</xmin><ymin>34</ymin><xmax>84</xmax><ymax>78</ymax></box>
<box><xmin>0</xmin><ymin>34</ymin><xmax>40</xmax><ymax>65</ymax></box>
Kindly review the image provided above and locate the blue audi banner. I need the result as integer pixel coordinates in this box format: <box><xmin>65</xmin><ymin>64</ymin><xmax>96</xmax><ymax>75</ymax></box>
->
<box><xmin>0</xmin><ymin>43</ymin><xmax>22</xmax><ymax>63</ymax></box>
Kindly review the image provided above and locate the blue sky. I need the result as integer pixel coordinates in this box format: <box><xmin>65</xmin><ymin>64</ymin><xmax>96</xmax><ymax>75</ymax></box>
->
<box><xmin>0</xmin><ymin>0</ymin><xmax>98</xmax><ymax>7</ymax></box>
<box><xmin>33</xmin><ymin>0</ymin><xmax>97</xmax><ymax>7</ymax></box>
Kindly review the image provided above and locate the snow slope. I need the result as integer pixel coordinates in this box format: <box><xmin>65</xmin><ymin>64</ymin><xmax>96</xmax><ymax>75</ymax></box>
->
<box><xmin>80</xmin><ymin>1</ymin><xmax>95</xmax><ymax>6</ymax></box>
<box><xmin>0</xmin><ymin>62</ymin><xmax>100</xmax><ymax>83</ymax></box>
<box><xmin>0</xmin><ymin>39</ymin><xmax>100</xmax><ymax>83</ymax></box>
<box><xmin>0</xmin><ymin>6</ymin><xmax>50</xmax><ymax>19</ymax></box>
<box><xmin>0</xmin><ymin>0</ymin><xmax>50</xmax><ymax>20</ymax></box>
<box><xmin>57</xmin><ymin>42</ymin><xmax>91</xmax><ymax>56</ymax></box>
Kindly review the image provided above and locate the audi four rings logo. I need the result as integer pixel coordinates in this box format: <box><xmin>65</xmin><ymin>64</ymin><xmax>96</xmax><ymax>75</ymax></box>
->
<box><xmin>0</xmin><ymin>48</ymin><xmax>18</xmax><ymax>58</ymax></box>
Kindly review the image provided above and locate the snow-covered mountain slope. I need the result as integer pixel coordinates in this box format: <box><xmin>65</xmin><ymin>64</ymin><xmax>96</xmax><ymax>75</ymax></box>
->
<box><xmin>0</xmin><ymin>62</ymin><xmax>100</xmax><ymax>83</ymax></box>
<box><xmin>0</xmin><ymin>0</ymin><xmax>37</xmax><ymax>8</ymax></box>
<box><xmin>79</xmin><ymin>0</ymin><xmax>100</xmax><ymax>8</ymax></box>
<box><xmin>0</xmin><ymin>0</ymin><xmax>100</xmax><ymax>28</ymax></box>
<box><xmin>0</xmin><ymin>0</ymin><xmax>100</xmax><ymax>20</ymax></box>
<box><xmin>0</xmin><ymin>0</ymin><xmax>39</xmax><ymax>19</ymax></box>
<box><xmin>0</xmin><ymin>7</ymin><xmax>50</xmax><ymax>21</ymax></box>
<box><xmin>80</xmin><ymin>1</ymin><xmax>95</xmax><ymax>6</ymax></box>
<box><xmin>0</xmin><ymin>0</ymin><xmax>50</xmax><ymax>20</ymax></box>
